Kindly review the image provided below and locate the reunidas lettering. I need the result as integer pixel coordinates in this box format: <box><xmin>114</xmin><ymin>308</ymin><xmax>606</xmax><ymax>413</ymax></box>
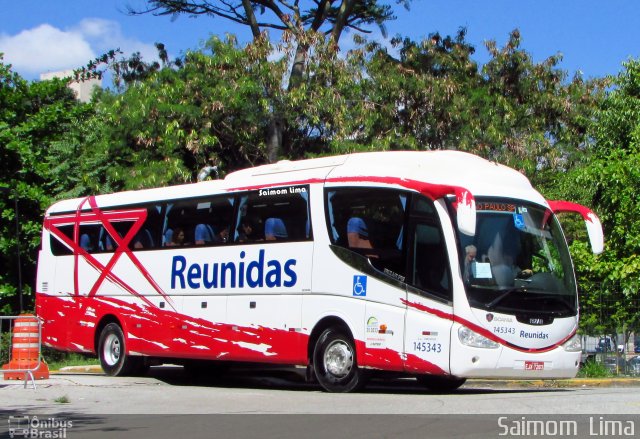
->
<box><xmin>519</xmin><ymin>330</ymin><xmax>549</xmax><ymax>340</ymax></box>
<box><xmin>171</xmin><ymin>250</ymin><xmax>297</xmax><ymax>289</ymax></box>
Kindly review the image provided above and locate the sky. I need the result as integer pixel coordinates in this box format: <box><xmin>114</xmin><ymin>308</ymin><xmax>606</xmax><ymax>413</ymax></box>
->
<box><xmin>1</xmin><ymin>0</ymin><xmax>639</xmax><ymax>82</ymax></box>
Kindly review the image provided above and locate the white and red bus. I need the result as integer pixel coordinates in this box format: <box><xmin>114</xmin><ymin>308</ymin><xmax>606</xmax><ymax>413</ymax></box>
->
<box><xmin>36</xmin><ymin>151</ymin><xmax>603</xmax><ymax>392</ymax></box>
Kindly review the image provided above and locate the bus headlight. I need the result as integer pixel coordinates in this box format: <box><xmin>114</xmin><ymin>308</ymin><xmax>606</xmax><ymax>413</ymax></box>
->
<box><xmin>562</xmin><ymin>334</ymin><xmax>582</xmax><ymax>352</ymax></box>
<box><xmin>458</xmin><ymin>327</ymin><xmax>499</xmax><ymax>349</ymax></box>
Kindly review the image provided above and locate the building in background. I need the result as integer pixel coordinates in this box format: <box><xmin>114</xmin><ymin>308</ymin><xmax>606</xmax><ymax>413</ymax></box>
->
<box><xmin>40</xmin><ymin>70</ymin><xmax>101</xmax><ymax>103</ymax></box>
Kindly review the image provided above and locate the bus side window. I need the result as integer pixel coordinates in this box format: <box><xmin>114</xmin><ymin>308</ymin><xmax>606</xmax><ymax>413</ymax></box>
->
<box><xmin>234</xmin><ymin>186</ymin><xmax>310</xmax><ymax>243</ymax></box>
<box><xmin>346</xmin><ymin>217</ymin><xmax>373</xmax><ymax>249</ymax></box>
<box><xmin>128</xmin><ymin>205</ymin><xmax>163</xmax><ymax>250</ymax></box>
<box><xmin>407</xmin><ymin>195</ymin><xmax>451</xmax><ymax>300</ymax></box>
<box><xmin>265</xmin><ymin>217</ymin><xmax>288</xmax><ymax>241</ymax></box>
<box><xmin>162</xmin><ymin>196</ymin><xmax>234</xmax><ymax>247</ymax></box>
<box><xmin>326</xmin><ymin>188</ymin><xmax>407</xmax><ymax>280</ymax></box>
<box><xmin>78</xmin><ymin>224</ymin><xmax>103</xmax><ymax>253</ymax></box>
<box><xmin>50</xmin><ymin>224</ymin><xmax>74</xmax><ymax>256</ymax></box>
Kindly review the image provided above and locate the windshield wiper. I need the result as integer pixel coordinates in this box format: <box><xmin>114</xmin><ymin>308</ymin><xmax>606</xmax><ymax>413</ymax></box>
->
<box><xmin>486</xmin><ymin>288</ymin><xmax>574</xmax><ymax>312</ymax></box>
<box><xmin>486</xmin><ymin>287</ymin><xmax>525</xmax><ymax>309</ymax></box>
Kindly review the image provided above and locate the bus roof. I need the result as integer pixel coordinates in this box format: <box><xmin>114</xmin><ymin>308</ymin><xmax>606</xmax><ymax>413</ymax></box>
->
<box><xmin>45</xmin><ymin>151</ymin><xmax>545</xmax><ymax>215</ymax></box>
<box><xmin>225</xmin><ymin>150</ymin><xmax>543</xmax><ymax>203</ymax></box>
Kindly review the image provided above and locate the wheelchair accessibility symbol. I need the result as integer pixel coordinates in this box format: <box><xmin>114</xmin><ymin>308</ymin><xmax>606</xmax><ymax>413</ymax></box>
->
<box><xmin>353</xmin><ymin>275</ymin><xmax>367</xmax><ymax>296</ymax></box>
<box><xmin>513</xmin><ymin>213</ymin><xmax>525</xmax><ymax>230</ymax></box>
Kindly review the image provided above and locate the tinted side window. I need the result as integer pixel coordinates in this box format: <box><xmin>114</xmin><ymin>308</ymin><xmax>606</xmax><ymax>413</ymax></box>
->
<box><xmin>129</xmin><ymin>205</ymin><xmax>163</xmax><ymax>250</ymax></box>
<box><xmin>97</xmin><ymin>206</ymin><xmax>163</xmax><ymax>252</ymax></box>
<box><xmin>234</xmin><ymin>185</ymin><xmax>311</xmax><ymax>243</ymax></box>
<box><xmin>50</xmin><ymin>224</ymin><xmax>74</xmax><ymax>256</ymax></box>
<box><xmin>407</xmin><ymin>195</ymin><xmax>451</xmax><ymax>301</ymax></box>
<box><xmin>78</xmin><ymin>224</ymin><xmax>103</xmax><ymax>253</ymax></box>
<box><xmin>49</xmin><ymin>222</ymin><xmax>107</xmax><ymax>255</ymax></box>
<box><xmin>163</xmin><ymin>197</ymin><xmax>234</xmax><ymax>247</ymax></box>
<box><xmin>326</xmin><ymin>188</ymin><xmax>407</xmax><ymax>279</ymax></box>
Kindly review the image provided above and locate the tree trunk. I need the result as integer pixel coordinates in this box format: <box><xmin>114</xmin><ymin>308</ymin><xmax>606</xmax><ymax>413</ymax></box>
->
<box><xmin>266</xmin><ymin>41</ymin><xmax>308</xmax><ymax>163</ymax></box>
<box><xmin>266</xmin><ymin>116</ymin><xmax>283</xmax><ymax>163</ymax></box>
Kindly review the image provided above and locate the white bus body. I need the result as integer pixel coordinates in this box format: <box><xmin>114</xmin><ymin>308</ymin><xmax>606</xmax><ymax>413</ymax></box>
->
<box><xmin>35</xmin><ymin>151</ymin><xmax>603</xmax><ymax>392</ymax></box>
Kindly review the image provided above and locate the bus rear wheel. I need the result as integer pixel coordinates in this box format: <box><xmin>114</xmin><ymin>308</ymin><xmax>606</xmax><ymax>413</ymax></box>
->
<box><xmin>313</xmin><ymin>328</ymin><xmax>366</xmax><ymax>393</ymax></box>
<box><xmin>416</xmin><ymin>375</ymin><xmax>466</xmax><ymax>392</ymax></box>
<box><xmin>98</xmin><ymin>322</ymin><xmax>139</xmax><ymax>376</ymax></box>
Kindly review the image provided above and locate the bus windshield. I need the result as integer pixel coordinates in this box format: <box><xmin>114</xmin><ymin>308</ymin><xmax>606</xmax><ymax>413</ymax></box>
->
<box><xmin>455</xmin><ymin>198</ymin><xmax>577</xmax><ymax>317</ymax></box>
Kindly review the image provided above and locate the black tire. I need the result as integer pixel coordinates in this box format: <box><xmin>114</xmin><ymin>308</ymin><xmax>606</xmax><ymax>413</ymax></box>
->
<box><xmin>313</xmin><ymin>328</ymin><xmax>366</xmax><ymax>393</ymax></box>
<box><xmin>98</xmin><ymin>322</ymin><xmax>137</xmax><ymax>376</ymax></box>
<box><xmin>416</xmin><ymin>374</ymin><xmax>466</xmax><ymax>393</ymax></box>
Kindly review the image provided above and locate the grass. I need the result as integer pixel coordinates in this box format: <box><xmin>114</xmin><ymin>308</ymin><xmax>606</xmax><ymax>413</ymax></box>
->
<box><xmin>53</xmin><ymin>395</ymin><xmax>70</xmax><ymax>404</ymax></box>
<box><xmin>577</xmin><ymin>360</ymin><xmax>611</xmax><ymax>378</ymax></box>
<box><xmin>44</xmin><ymin>350</ymin><xmax>100</xmax><ymax>372</ymax></box>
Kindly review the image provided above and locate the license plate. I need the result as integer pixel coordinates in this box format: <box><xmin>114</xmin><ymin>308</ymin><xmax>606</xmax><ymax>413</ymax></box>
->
<box><xmin>524</xmin><ymin>361</ymin><xmax>545</xmax><ymax>371</ymax></box>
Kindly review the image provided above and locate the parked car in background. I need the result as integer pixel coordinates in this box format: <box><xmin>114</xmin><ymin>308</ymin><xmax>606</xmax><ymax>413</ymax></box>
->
<box><xmin>596</xmin><ymin>337</ymin><xmax>613</xmax><ymax>353</ymax></box>
<box><xmin>627</xmin><ymin>356</ymin><xmax>640</xmax><ymax>375</ymax></box>
<box><xmin>603</xmin><ymin>356</ymin><xmax>626</xmax><ymax>374</ymax></box>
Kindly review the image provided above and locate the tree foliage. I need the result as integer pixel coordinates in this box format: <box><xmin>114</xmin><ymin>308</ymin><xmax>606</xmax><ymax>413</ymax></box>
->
<box><xmin>70</xmin><ymin>33</ymin><xmax>361</xmax><ymax>190</ymax></box>
<box><xmin>0</xmin><ymin>55</ymin><xmax>87</xmax><ymax>313</ymax></box>
<box><xmin>131</xmin><ymin>0</ymin><xmax>409</xmax><ymax>161</ymax></box>
<box><xmin>549</xmin><ymin>59</ymin><xmax>640</xmax><ymax>340</ymax></box>
<box><xmin>332</xmin><ymin>29</ymin><xmax>604</xmax><ymax>179</ymax></box>
<box><xmin>133</xmin><ymin>0</ymin><xmax>402</xmax><ymax>41</ymax></box>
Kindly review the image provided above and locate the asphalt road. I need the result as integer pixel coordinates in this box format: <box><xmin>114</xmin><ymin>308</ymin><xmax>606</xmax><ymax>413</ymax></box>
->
<box><xmin>2</xmin><ymin>366</ymin><xmax>640</xmax><ymax>438</ymax></box>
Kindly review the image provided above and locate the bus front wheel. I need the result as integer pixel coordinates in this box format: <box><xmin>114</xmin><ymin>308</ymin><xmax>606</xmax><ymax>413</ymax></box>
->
<box><xmin>98</xmin><ymin>322</ymin><xmax>138</xmax><ymax>376</ymax></box>
<box><xmin>313</xmin><ymin>328</ymin><xmax>366</xmax><ymax>393</ymax></box>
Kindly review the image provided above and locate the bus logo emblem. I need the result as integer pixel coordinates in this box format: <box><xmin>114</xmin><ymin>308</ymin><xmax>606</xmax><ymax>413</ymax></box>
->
<box><xmin>353</xmin><ymin>276</ymin><xmax>367</xmax><ymax>296</ymax></box>
<box><xmin>486</xmin><ymin>313</ymin><xmax>494</xmax><ymax>322</ymax></box>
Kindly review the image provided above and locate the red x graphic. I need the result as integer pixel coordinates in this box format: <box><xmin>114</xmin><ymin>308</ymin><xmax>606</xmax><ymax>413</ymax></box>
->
<box><xmin>43</xmin><ymin>196</ymin><xmax>175</xmax><ymax>310</ymax></box>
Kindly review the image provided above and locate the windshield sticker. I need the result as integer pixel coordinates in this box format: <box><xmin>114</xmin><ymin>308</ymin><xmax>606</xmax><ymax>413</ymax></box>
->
<box><xmin>472</xmin><ymin>262</ymin><xmax>493</xmax><ymax>279</ymax></box>
<box><xmin>513</xmin><ymin>213</ymin><xmax>526</xmax><ymax>230</ymax></box>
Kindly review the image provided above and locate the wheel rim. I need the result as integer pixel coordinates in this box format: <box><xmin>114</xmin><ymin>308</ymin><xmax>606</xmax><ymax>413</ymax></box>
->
<box><xmin>103</xmin><ymin>333</ymin><xmax>121</xmax><ymax>366</ymax></box>
<box><xmin>323</xmin><ymin>339</ymin><xmax>353</xmax><ymax>378</ymax></box>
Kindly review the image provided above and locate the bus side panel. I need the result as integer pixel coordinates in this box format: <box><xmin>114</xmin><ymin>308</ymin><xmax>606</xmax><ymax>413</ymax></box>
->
<box><xmin>38</xmin><ymin>292</ymin><xmax>310</xmax><ymax>362</ymax></box>
<box><xmin>302</xmin><ymin>294</ymin><xmax>365</xmax><ymax>360</ymax></box>
<box><xmin>403</xmin><ymin>293</ymin><xmax>453</xmax><ymax>375</ymax></box>
<box><xmin>224</xmin><ymin>242</ymin><xmax>312</xmax><ymax>364</ymax></box>
<box><xmin>36</xmin><ymin>293</ymin><xmax>75</xmax><ymax>351</ymax></box>
<box><xmin>119</xmin><ymin>294</ymin><xmax>309</xmax><ymax>363</ymax></box>
<box><xmin>363</xmin><ymin>300</ymin><xmax>405</xmax><ymax>371</ymax></box>
<box><xmin>308</xmin><ymin>247</ymin><xmax>406</xmax><ymax>372</ymax></box>
<box><xmin>36</xmin><ymin>241</ymin><xmax>74</xmax><ymax>351</ymax></box>
<box><xmin>227</xmin><ymin>295</ymin><xmax>306</xmax><ymax>364</ymax></box>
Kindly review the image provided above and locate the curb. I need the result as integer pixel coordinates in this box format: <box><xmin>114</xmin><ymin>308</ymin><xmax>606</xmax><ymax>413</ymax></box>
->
<box><xmin>465</xmin><ymin>378</ymin><xmax>640</xmax><ymax>388</ymax></box>
<box><xmin>55</xmin><ymin>365</ymin><xmax>103</xmax><ymax>373</ymax></box>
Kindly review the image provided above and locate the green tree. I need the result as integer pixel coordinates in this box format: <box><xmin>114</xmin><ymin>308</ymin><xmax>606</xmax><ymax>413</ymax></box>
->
<box><xmin>0</xmin><ymin>55</ymin><xmax>87</xmax><ymax>313</ymax></box>
<box><xmin>82</xmin><ymin>33</ymin><xmax>361</xmax><ymax>189</ymax></box>
<box><xmin>129</xmin><ymin>0</ymin><xmax>408</xmax><ymax>161</ymax></box>
<box><xmin>550</xmin><ymin>59</ymin><xmax>640</xmax><ymax>344</ymax></box>
<box><xmin>334</xmin><ymin>29</ymin><xmax>603</xmax><ymax>178</ymax></box>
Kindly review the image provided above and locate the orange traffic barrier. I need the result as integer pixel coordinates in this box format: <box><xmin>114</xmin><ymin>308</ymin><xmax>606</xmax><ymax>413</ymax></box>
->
<box><xmin>2</xmin><ymin>314</ymin><xmax>49</xmax><ymax>380</ymax></box>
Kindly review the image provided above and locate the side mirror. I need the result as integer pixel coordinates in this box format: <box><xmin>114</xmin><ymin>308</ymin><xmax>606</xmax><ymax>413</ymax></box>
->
<box><xmin>456</xmin><ymin>189</ymin><xmax>476</xmax><ymax>236</ymax></box>
<box><xmin>548</xmin><ymin>200</ymin><xmax>604</xmax><ymax>254</ymax></box>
